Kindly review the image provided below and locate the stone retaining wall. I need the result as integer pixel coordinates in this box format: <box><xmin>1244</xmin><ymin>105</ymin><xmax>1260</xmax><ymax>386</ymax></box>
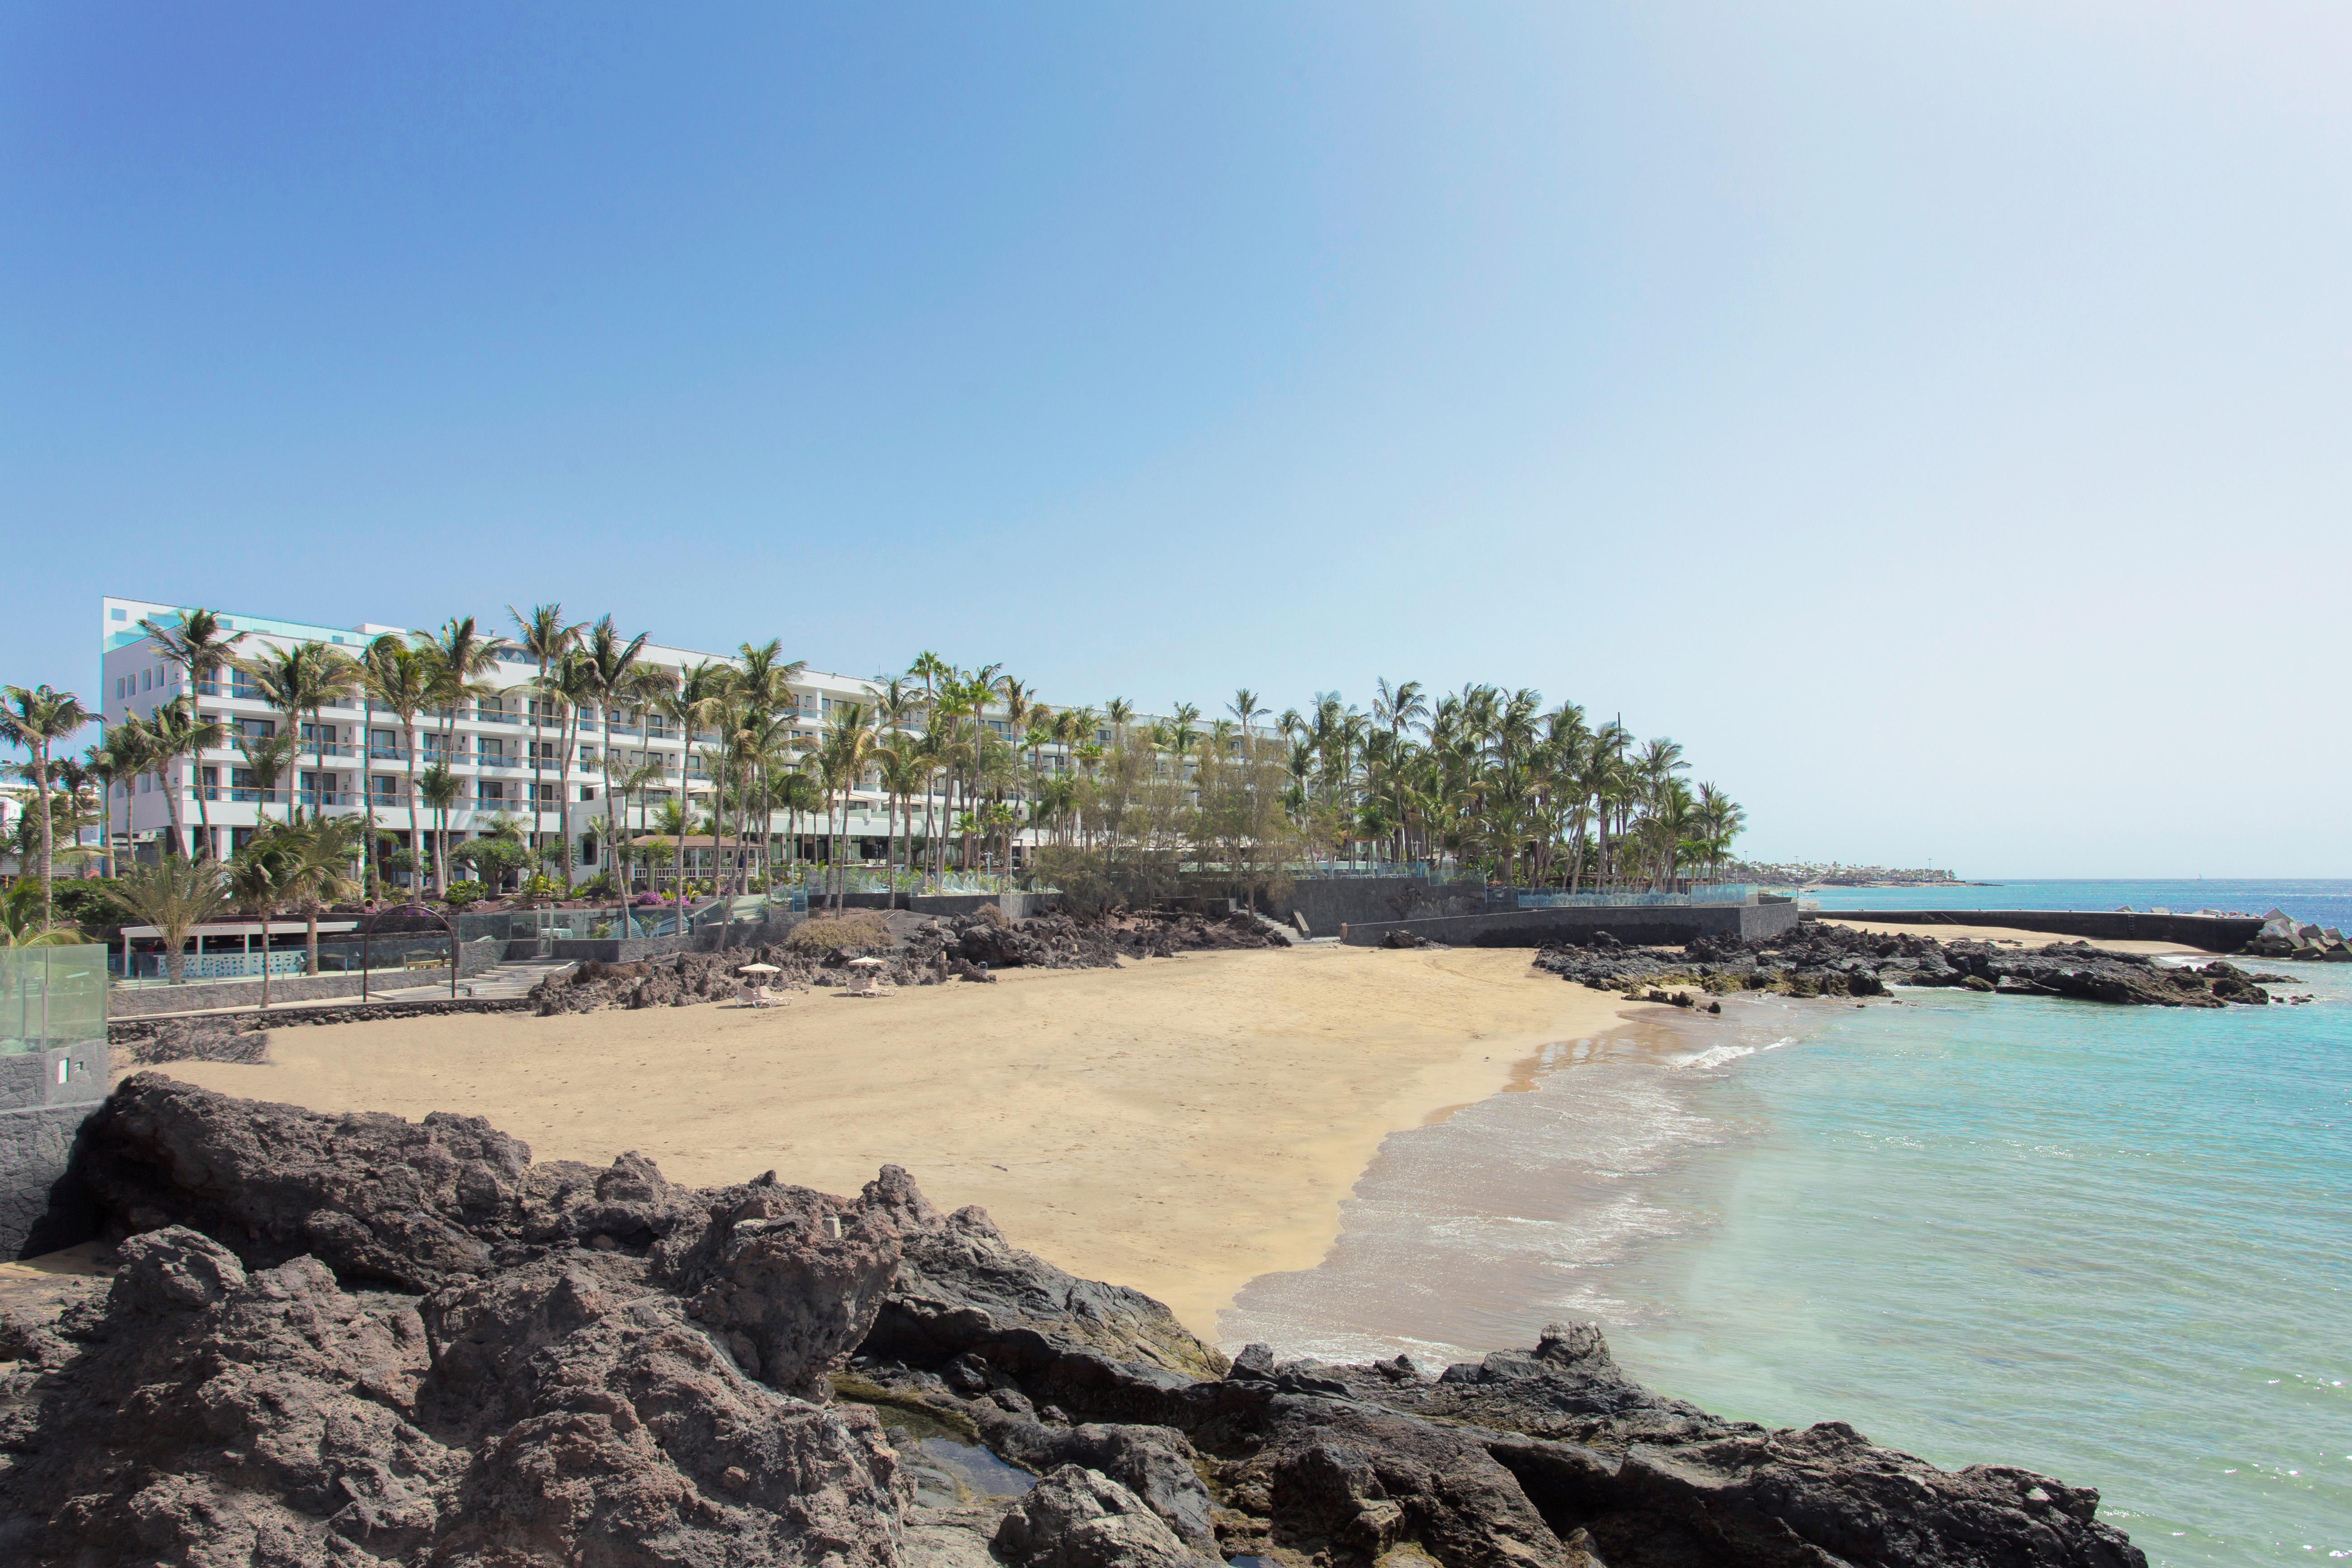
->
<box><xmin>1340</xmin><ymin>900</ymin><xmax>1801</xmax><ymax>949</ymax></box>
<box><xmin>0</xmin><ymin>1040</ymin><xmax>108</xmax><ymax>1258</ymax></box>
<box><xmin>1264</xmin><ymin>877</ymin><xmax>1489</xmax><ymax>936</ymax></box>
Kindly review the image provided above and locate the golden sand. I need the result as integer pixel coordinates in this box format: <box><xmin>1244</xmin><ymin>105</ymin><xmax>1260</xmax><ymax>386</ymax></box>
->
<box><xmin>152</xmin><ymin>945</ymin><xmax>1634</xmax><ymax>1338</ymax></box>
<box><xmin>1816</xmin><ymin>917</ymin><xmax>2197</xmax><ymax>955</ymax></box>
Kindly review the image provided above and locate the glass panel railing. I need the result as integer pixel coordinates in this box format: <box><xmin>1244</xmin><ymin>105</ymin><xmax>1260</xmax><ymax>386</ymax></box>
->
<box><xmin>0</xmin><ymin>945</ymin><xmax>107</xmax><ymax>1056</ymax></box>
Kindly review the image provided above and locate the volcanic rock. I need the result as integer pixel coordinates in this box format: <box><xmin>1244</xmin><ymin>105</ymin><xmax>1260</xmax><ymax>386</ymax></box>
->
<box><xmin>5</xmin><ymin>1080</ymin><xmax>2149</xmax><ymax>1568</ymax></box>
<box><xmin>992</xmin><ymin>1463</ymin><xmax>1210</xmax><ymax>1568</ymax></box>
<box><xmin>1535</xmin><ymin>921</ymin><xmax>2271</xmax><ymax>1008</ymax></box>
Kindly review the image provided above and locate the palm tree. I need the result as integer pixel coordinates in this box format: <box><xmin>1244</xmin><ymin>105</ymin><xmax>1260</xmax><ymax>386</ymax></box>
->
<box><xmin>102</xmin><ymin>856</ymin><xmax>233</xmax><ymax>981</ymax></box>
<box><xmin>509</xmin><ymin>604</ymin><xmax>585</xmax><ymax>869</ymax></box>
<box><xmin>815</xmin><ymin>703</ymin><xmax>877</xmax><ymax>909</ymax></box>
<box><xmin>659</xmin><ymin>661</ymin><xmax>732</xmax><ymax>916</ymax></box>
<box><xmin>1</xmin><ymin>684</ymin><xmax>90</xmax><ymax>927</ymax></box>
<box><xmin>416</xmin><ymin>761</ymin><xmax>459</xmax><ymax>892</ymax></box>
<box><xmin>544</xmin><ymin>650</ymin><xmax>603</xmax><ymax>891</ymax></box>
<box><xmin>768</xmin><ymin>765</ymin><xmax>814</xmax><ymax>888</ymax></box>
<box><xmin>414</xmin><ymin>615</ymin><xmax>501</xmax><ymax>827</ymax></box>
<box><xmin>737</xmin><ymin>641</ymin><xmax>808</xmax><ymax>890</ymax></box>
<box><xmin>875</xmin><ymin>743</ymin><xmax>929</xmax><ymax>889</ymax></box>
<box><xmin>577</xmin><ymin>617</ymin><xmax>656</xmax><ymax>893</ymax></box>
<box><xmin>136</xmin><ymin>608</ymin><xmax>242</xmax><ymax>854</ymax></box>
<box><xmin>83</xmin><ymin>730</ymin><xmax>141</xmax><ymax>880</ymax></box>
<box><xmin>234</xmin><ymin>732</ymin><xmax>297</xmax><ymax>831</ymax></box>
<box><xmin>277</xmin><ymin>814</ymin><xmax>367</xmax><ymax>978</ymax></box>
<box><xmin>359</xmin><ymin>636</ymin><xmax>435</xmax><ymax>901</ymax></box>
<box><xmin>224</xmin><ymin>829</ymin><xmax>298</xmax><ymax>1009</ymax></box>
<box><xmin>1</xmin><ymin>879</ymin><xmax>78</xmax><ymax>948</ymax></box>
<box><xmin>233</xmin><ymin>640</ymin><xmax>360</xmax><ymax>823</ymax></box>
<box><xmin>1228</xmin><ymin>689</ymin><xmax>1264</xmax><ymax>742</ymax></box>
<box><xmin>137</xmin><ymin>607</ymin><xmax>243</xmax><ymax>695</ymax></box>
<box><xmin>128</xmin><ymin>697</ymin><xmax>224</xmax><ymax>858</ymax></box>
<box><xmin>1692</xmin><ymin>783</ymin><xmax>1746</xmax><ymax>883</ymax></box>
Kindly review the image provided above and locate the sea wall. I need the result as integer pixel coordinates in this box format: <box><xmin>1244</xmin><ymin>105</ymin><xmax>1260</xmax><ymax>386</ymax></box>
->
<box><xmin>1806</xmin><ymin>909</ymin><xmax>2262</xmax><ymax>953</ymax></box>
<box><xmin>1341</xmin><ymin>899</ymin><xmax>1801</xmax><ymax>948</ymax></box>
<box><xmin>1265</xmin><ymin>877</ymin><xmax>1490</xmax><ymax>935</ymax></box>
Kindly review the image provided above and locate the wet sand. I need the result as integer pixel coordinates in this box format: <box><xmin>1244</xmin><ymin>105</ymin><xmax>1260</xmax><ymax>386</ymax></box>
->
<box><xmin>152</xmin><ymin>945</ymin><xmax>1631</xmax><ymax>1338</ymax></box>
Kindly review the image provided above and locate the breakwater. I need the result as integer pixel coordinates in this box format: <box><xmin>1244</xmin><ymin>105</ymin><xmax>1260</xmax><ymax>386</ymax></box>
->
<box><xmin>1805</xmin><ymin>908</ymin><xmax>2261</xmax><ymax>953</ymax></box>
<box><xmin>1342</xmin><ymin>898</ymin><xmax>1801</xmax><ymax>948</ymax></box>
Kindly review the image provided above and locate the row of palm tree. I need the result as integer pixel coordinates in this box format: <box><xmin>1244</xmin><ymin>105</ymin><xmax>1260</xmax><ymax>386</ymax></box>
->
<box><xmin>10</xmin><ymin>612</ymin><xmax>1751</xmax><ymax>928</ymax></box>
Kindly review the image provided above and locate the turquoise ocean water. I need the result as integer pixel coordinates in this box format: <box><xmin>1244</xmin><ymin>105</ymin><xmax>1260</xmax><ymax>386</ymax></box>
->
<box><xmin>1222</xmin><ymin>883</ymin><xmax>2351</xmax><ymax>1568</ymax></box>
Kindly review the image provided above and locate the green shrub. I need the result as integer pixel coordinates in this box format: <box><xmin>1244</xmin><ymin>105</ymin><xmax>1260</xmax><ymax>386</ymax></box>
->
<box><xmin>443</xmin><ymin>880</ymin><xmax>487</xmax><ymax>907</ymax></box>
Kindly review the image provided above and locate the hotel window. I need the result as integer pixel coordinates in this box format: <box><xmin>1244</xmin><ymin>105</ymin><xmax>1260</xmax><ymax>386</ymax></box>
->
<box><xmin>373</xmin><ymin>776</ymin><xmax>399</xmax><ymax>800</ymax></box>
<box><xmin>477</xmin><ymin>781</ymin><xmax>507</xmax><ymax>803</ymax></box>
<box><xmin>141</xmin><ymin>669</ymin><xmax>151</xmax><ymax>692</ymax></box>
<box><xmin>115</xmin><ymin>677</ymin><xmax>125</xmax><ymax>699</ymax></box>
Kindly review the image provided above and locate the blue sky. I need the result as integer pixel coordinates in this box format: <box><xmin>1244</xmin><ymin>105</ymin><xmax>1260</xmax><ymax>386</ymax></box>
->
<box><xmin>5</xmin><ymin>2</ymin><xmax>2347</xmax><ymax>875</ymax></box>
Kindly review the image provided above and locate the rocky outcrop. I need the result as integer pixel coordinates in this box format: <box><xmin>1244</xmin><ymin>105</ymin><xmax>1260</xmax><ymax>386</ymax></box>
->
<box><xmin>865</xmin><ymin>1192</ymin><xmax>1228</xmax><ymax>1384</ymax></box>
<box><xmin>1534</xmin><ymin>923</ymin><xmax>2285</xmax><ymax>1007</ymax></box>
<box><xmin>992</xmin><ymin>1464</ymin><xmax>1211</xmax><ymax>1568</ymax></box>
<box><xmin>4</xmin><ymin>1080</ymin><xmax>2146</xmax><ymax>1568</ymax></box>
<box><xmin>0</xmin><ymin>1225</ymin><xmax>905</xmax><ymax>1568</ymax></box>
<box><xmin>117</xmin><ymin>1014</ymin><xmax>272</xmax><ymax>1065</ymax></box>
<box><xmin>2244</xmin><ymin>909</ymin><xmax>2351</xmax><ymax>961</ymax></box>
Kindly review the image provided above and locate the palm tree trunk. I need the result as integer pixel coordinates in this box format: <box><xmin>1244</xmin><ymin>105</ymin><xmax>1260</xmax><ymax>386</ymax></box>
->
<box><xmin>160</xmin><ymin>756</ymin><xmax>186</xmax><ymax>860</ymax></box>
<box><xmin>402</xmin><ymin>718</ymin><xmax>421</xmax><ymax>901</ymax></box>
<box><xmin>258</xmin><ymin>913</ymin><xmax>272</xmax><ymax>1009</ymax></box>
<box><xmin>361</xmin><ymin>698</ymin><xmax>380</xmax><ymax>897</ymax></box>
<box><xmin>31</xmin><ymin>745</ymin><xmax>53</xmax><ymax>924</ymax></box>
<box><xmin>191</xmin><ymin>723</ymin><xmax>213</xmax><ymax>858</ymax></box>
<box><xmin>556</xmin><ymin>707</ymin><xmax>575</xmax><ymax>892</ymax></box>
<box><xmin>529</xmin><ymin>663</ymin><xmax>546</xmax><ymax>872</ymax></box>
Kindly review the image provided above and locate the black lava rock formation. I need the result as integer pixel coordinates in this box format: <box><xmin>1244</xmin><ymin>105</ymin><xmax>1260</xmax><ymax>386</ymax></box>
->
<box><xmin>1533</xmin><ymin>921</ymin><xmax>2278</xmax><ymax>1007</ymax></box>
<box><xmin>0</xmin><ymin>1076</ymin><xmax>2145</xmax><ymax>1568</ymax></box>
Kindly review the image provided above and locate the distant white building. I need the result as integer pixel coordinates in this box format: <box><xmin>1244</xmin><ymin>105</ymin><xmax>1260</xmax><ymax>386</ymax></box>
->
<box><xmin>98</xmin><ymin>595</ymin><xmax>1061</xmax><ymax>880</ymax></box>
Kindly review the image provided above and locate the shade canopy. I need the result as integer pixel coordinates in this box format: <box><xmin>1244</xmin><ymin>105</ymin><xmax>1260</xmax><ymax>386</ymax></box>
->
<box><xmin>737</xmin><ymin>962</ymin><xmax>782</xmax><ymax>974</ymax></box>
<box><xmin>846</xmin><ymin>957</ymin><xmax>886</xmax><ymax>967</ymax></box>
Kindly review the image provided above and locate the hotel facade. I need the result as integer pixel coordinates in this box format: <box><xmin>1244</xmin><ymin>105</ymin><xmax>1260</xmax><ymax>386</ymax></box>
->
<box><xmin>98</xmin><ymin>596</ymin><xmax>1066</xmax><ymax>878</ymax></box>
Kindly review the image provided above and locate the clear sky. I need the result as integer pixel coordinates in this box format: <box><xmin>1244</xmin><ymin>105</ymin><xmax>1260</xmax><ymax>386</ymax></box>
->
<box><xmin>5</xmin><ymin>3</ymin><xmax>2347</xmax><ymax>876</ymax></box>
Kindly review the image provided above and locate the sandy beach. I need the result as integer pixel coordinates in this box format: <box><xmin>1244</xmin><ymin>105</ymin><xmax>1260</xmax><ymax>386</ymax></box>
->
<box><xmin>1817</xmin><ymin>917</ymin><xmax>2196</xmax><ymax>955</ymax></box>
<box><xmin>150</xmin><ymin>945</ymin><xmax>1632</xmax><ymax>1339</ymax></box>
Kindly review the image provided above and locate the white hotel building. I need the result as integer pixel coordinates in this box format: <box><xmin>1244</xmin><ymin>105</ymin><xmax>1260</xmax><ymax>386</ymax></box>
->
<box><xmin>99</xmin><ymin>595</ymin><xmax>1052</xmax><ymax>876</ymax></box>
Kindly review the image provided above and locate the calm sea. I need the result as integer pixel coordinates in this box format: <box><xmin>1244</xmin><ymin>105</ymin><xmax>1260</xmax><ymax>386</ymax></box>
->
<box><xmin>1221</xmin><ymin>882</ymin><xmax>2352</xmax><ymax>1568</ymax></box>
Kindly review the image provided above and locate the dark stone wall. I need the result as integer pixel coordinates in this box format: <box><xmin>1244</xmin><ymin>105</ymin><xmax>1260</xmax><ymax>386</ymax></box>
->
<box><xmin>0</xmin><ymin>1041</ymin><xmax>108</xmax><ymax>1258</ymax></box>
<box><xmin>1805</xmin><ymin>909</ymin><xmax>2262</xmax><ymax>953</ymax></box>
<box><xmin>1340</xmin><ymin>900</ymin><xmax>1801</xmax><ymax>948</ymax></box>
<box><xmin>1267</xmin><ymin>877</ymin><xmax>1490</xmax><ymax>935</ymax></box>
